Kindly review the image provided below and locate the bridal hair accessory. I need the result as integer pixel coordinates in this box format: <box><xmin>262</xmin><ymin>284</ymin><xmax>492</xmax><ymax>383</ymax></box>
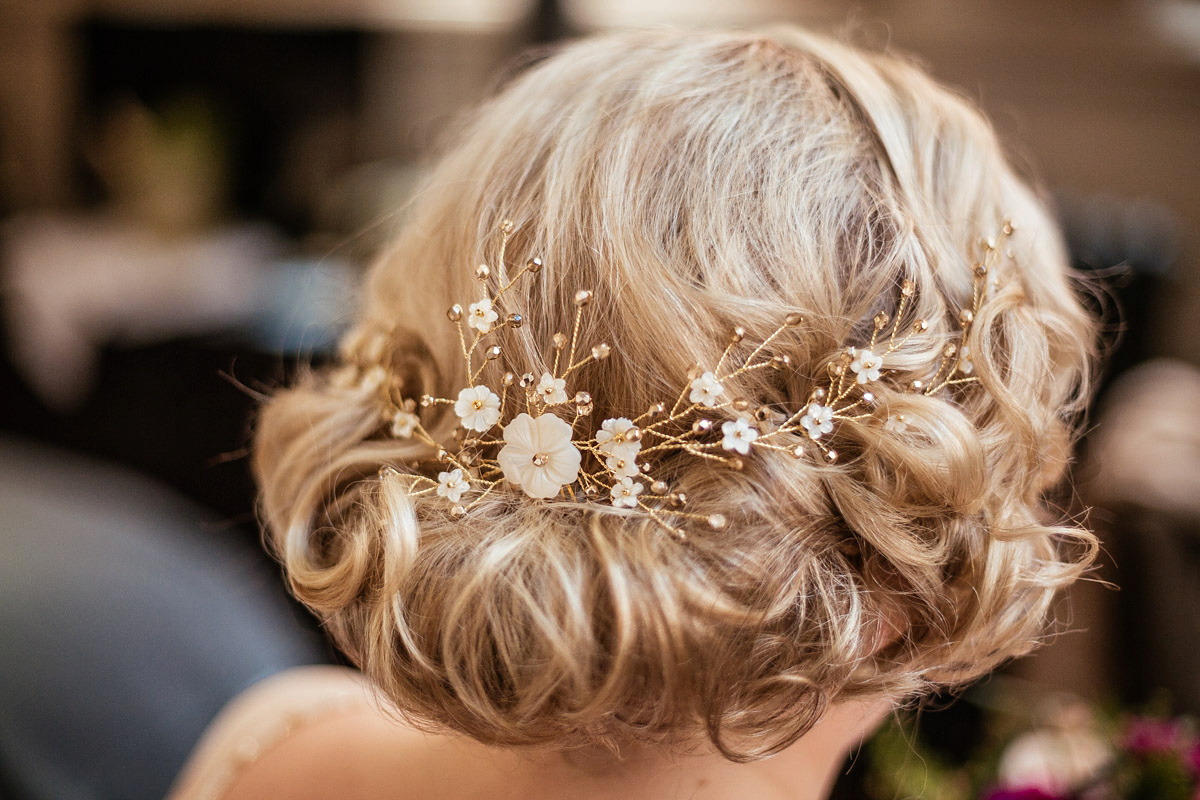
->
<box><xmin>348</xmin><ymin>219</ymin><xmax>1014</xmax><ymax>540</ymax></box>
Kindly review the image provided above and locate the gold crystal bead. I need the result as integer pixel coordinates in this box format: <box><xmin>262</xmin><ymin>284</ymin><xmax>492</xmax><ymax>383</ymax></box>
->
<box><xmin>915</xmin><ymin>319</ymin><xmax>928</xmax><ymax>331</ymax></box>
<box><xmin>574</xmin><ymin>290</ymin><xmax>593</xmax><ymax>307</ymax></box>
<box><xmin>552</xmin><ymin>332</ymin><xmax>567</xmax><ymax>349</ymax></box>
<box><xmin>785</xmin><ymin>312</ymin><xmax>804</xmax><ymax>326</ymax></box>
<box><xmin>874</xmin><ymin>311</ymin><xmax>889</xmax><ymax>328</ymax></box>
<box><xmin>900</xmin><ymin>279</ymin><xmax>915</xmax><ymax>297</ymax></box>
<box><xmin>727</xmin><ymin>457</ymin><xmax>744</xmax><ymax>471</ymax></box>
<box><xmin>753</xmin><ymin>406</ymin><xmax>770</xmax><ymax>422</ymax></box>
<box><xmin>486</xmin><ymin>345</ymin><xmax>502</xmax><ymax>360</ymax></box>
<box><xmin>791</xmin><ymin>445</ymin><xmax>806</xmax><ymax>459</ymax></box>
<box><xmin>828</xmin><ymin>363</ymin><xmax>845</xmax><ymax>376</ymax></box>
<box><xmin>500</xmin><ymin>219</ymin><xmax>514</xmax><ymax>233</ymax></box>
<box><xmin>813</xmin><ymin>387</ymin><xmax>828</xmax><ymax>401</ymax></box>
<box><xmin>420</xmin><ymin>394</ymin><xmax>434</xmax><ymax>407</ymax></box>
<box><xmin>943</xmin><ymin>343</ymin><xmax>958</xmax><ymax>357</ymax></box>
<box><xmin>732</xmin><ymin>397</ymin><xmax>750</xmax><ymax>411</ymax></box>
<box><xmin>651</xmin><ymin>480</ymin><xmax>669</xmax><ymax>495</ymax></box>
<box><xmin>591</xmin><ymin>343</ymin><xmax>611</xmax><ymax>360</ymax></box>
<box><xmin>692</xmin><ymin>419</ymin><xmax>712</xmax><ymax>434</ymax></box>
<box><xmin>519</xmin><ymin>372</ymin><xmax>535</xmax><ymax>388</ymax></box>
<box><xmin>669</xmin><ymin>492</ymin><xmax>688</xmax><ymax>508</ymax></box>
<box><xmin>770</xmin><ymin>354</ymin><xmax>790</xmax><ymax>369</ymax></box>
<box><xmin>476</xmin><ymin>264</ymin><xmax>490</xmax><ymax>280</ymax></box>
<box><xmin>648</xmin><ymin>402</ymin><xmax>666</xmax><ymax>417</ymax></box>
<box><xmin>959</xmin><ymin>309</ymin><xmax>974</xmax><ymax>326</ymax></box>
<box><xmin>450</xmin><ymin>505</ymin><xmax>467</xmax><ymax>518</ymax></box>
<box><xmin>502</xmin><ymin>372</ymin><xmax>515</xmax><ymax>386</ymax></box>
<box><xmin>910</xmin><ymin>380</ymin><xmax>924</xmax><ymax>391</ymax></box>
<box><xmin>507</xmin><ymin>313</ymin><xmax>523</xmax><ymax>328</ymax></box>
<box><xmin>731</xmin><ymin>326</ymin><xmax>746</xmax><ymax>343</ymax></box>
<box><xmin>576</xmin><ymin>401</ymin><xmax>593</xmax><ymax>416</ymax></box>
<box><xmin>973</xmin><ymin>263</ymin><xmax>988</xmax><ymax>277</ymax></box>
<box><xmin>583</xmin><ymin>485</ymin><xmax>599</xmax><ymax>497</ymax></box>
<box><xmin>527</xmin><ymin>257</ymin><xmax>543</xmax><ymax>273</ymax></box>
<box><xmin>574</xmin><ymin>391</ymin><xmax>591</xmax><ymax>406</ymax></box>
<box><xmin>861</xmin><ymin>391</ymin><xmax>875</xmax><ymax>406</ymax></box>
<box><xmin>707</xmin><ymin>514</ymin><xmax>727</xmax><ymax>530</ymax></box>
<box><xmin>447</xmin><ymin>304</ymin><xmax>463</xmax><ymax>322</ymax></box>
<box><xmin>823</xmin><ymin>449</ymin><xmax>838</xmax><ymax>464</ymax></box>
<box><xmin>623</xmin><ymin>427</ymin><xmax>642</xmax><ymax>443</ymax></box>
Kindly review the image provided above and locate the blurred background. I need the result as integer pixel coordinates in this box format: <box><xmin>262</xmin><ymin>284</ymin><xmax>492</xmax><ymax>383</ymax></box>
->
<box><xmin>0</xmin><ymin>1</ymin><xmax>1198</xmax><ymax>798</ymax></box>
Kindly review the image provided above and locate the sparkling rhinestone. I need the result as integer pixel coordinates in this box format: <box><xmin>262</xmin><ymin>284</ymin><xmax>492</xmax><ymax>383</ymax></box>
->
<box><xmin>507</xmin><ymin>313</ymin><xmax>523</xmax><ymax>328</ymax></box>
<box><xmin>828</xmin><ymin>362</ymin><xmax>845</xmax><ymax>376</ymax></box>
<box><xmin>785</xmin><ymin>312</ymin><xmax>804</xmax><ymax>326</ymax></box>
<box><xmin>446</xmin><ymin>304</ymin><xmax>463</xmax><ymax>322</ymax></box>
<box><xmin>731</xmin><ymin>327</ymin><xmax>746</xmax><ymax>343</ymax></box>
<box><xmin>475</xmin><ymin>264</ymin><xmax>490</xmax><ymax>280</ymax></box>
<box><xmin>861</xmin><ymin>392</ymin><xmax>875</xmax><ymax>406</ymax></box>
<box><xmin>552</xmin><ymin>332</ymin><xmax>568</xmax><ymax>349</ymax></box>
<box><xmin>527</xmin><ymin>257</ymin><xmax>543</xmax><ymax>273</ymax></box>
<box><xmin>574</xmin><ymin>391</ymin><xmax>591</xmax><ymax>406</ymax></box>
<box><xmin>420</xmin><ymin>394</ymin><xmax>434</xmax><ymax>407</ymax></box>
<box><xmin>874</xmin><ymin>311</ymin><xmax>889</xmax><ymax>328</ymax></box>
<box><xmin>502</xmin><ymin>372</ymin><xmax>515</xmax><ymax>386</ymax></box>
<box><xmin>959</xmin><ymin>309</ymin><xmax>974</xmax><ymax>326</ymax></box>
<box><xmin>651</xmin><ymin>480</ymin><xmax>669</xmax><ymax>495</ymax></box>
<box><xmin>450</xmin><ymin>505</ymin><xmax>467</xmax><ymax>518</ymax></box>
<box><xmin>692</xmin><ymin>419</ymin><xmax>712</xmax><ymax>434</ymax></box>
<box><xmin>900</xmin><ymin>280</ymin><xmax>916</xmax><ymax>297</ymax></box>
<box><xmin>915</xmin><ymin>319</ymin><xmax>929</xmax><ymax>332</ymax></box>
<box><xmin>575</xmin><ymin>402</ymin><xmax>593</xmax><ymax>416</ymax></box>
<box><xmin>707</xmin><ymin>514</ymin><xmax>727</xmax><ymax>530</ymax></box>
<box><xmin>486</xmin><ymin>345</ymin><xmax>502</xmax><ymax>360</ymax></box>
<box><xmin>591</xmin><ymin>343</ymin><xmax>611</xmax><ymax>360</ymax></box>
<box><xmin>519</xmin><ymin>372</ymin><xmax>535</xmax><ymax>388</ymax></box>
<box><xmin>791</xmin><ymin>445</ymin><xmax>806</xmax><ymax>458</ymax></box>
<box><xmin>574</xmin><ymin>290</ymin><xmax>593</xmax><ymax>307</ymax></box>
<box><xmin>673</xmin><ymin>529</ymin><xmax>688</xmax><ymax>542</ymax></box>
<box><xmin>823</xmin><ymin>449</ymin><xmax>838</xmax><ymax>464</ymax></box>
<box><xmin>640</xmin><ymin>462</ymin><xmax>651</xmax><ymax>473</ymax></box>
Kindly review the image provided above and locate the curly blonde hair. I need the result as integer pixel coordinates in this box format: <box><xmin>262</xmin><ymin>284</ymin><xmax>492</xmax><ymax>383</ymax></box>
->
<box><xmin>253</xmin><ymin>27</ymin><xmax>1097</xmax><ymax>761</ymax></box>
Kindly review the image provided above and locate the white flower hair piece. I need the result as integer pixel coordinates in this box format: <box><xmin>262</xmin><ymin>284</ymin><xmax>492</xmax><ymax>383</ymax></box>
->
<box><xmin>366</xmin><ymin>219</ymin><xmax>1014</xmax><ymax>540</ymax></box>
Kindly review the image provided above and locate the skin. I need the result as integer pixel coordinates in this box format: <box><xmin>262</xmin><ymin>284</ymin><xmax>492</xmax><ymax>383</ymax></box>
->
<box><xmin>222</xmin><ymin>696</ymin><xmax>892</xmax><ymax>800</ymax></box>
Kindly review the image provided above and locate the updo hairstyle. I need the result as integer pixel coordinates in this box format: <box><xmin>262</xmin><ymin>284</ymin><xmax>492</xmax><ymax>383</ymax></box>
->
<box><xmin>253</xmin><ymin>27</ymin><xmax>1097</xmax><ymax>760</ymax></box>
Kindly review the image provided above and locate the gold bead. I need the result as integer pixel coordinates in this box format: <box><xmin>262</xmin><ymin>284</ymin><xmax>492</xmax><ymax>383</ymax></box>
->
<box><xmin>507</xmin><ymin>313</ymin><xmax>523</xmax><ymax>328</ymax></box>
<box><xmin>731</xmin><ymin>327</ymin><xmax>746</xmax><ymax>343</ymax></box>
<box><xmin>943</xmin><ymin>343</ymin><xmax>958</xmax><ymax>357</ymax></box>
<box><xmin>502</xmin><ymin>372</ymin><xmax>515</xmax><ymax>386</ymax></box>
<box><xmin>732</xmin><ymin>397</ymin><xmax>750</xmax><ymax>411</ymax></box>
<box><xmin>651</xmin><ymin>480</ymin><xmax>669</xmax><ymax>495</ymax></box>
<box><xmin>813</xmin><ymin>387</ymin><xmax>828</xmax><ymax>401</ymax></box>
<box><xmin>451</xmin><ymin>504</ymin><xmax>467</xmax><ymax>518</ymax></box>
<box><xmin>574</xmin><ymin>289</ymin><xmax>593</xmax><ymax>307</ymax></box>
<box><xmin>770</xmin><ymin>354</ymin><xmax>790</xmax><ymax>369</ymax></box>
<box><xmin>527</xmin><ymin>257</ymin><xmax>543</xmax><ymax>273</ymax></box>
<box><xmin>1002</xmin><ymin>220</ymin><xmax>1015</xmax><ymax>236</ymax></box>
<box><xmin>959</xmin><ymin>309</ymin><xmax>974</xmax><ymax>326</ymax></box>
<box><xmin>669</xmin><ymin>492</ymin><xmax>688</xmax><ymax>508</ymax></box>
<box><xmin>475</xmin><ymin>264</ymin><xmax>490</xmax><ymax>280</ymax></box>
<box><xmin>552</xmin><ymin>332</ymin><xmax>568</xmax><ymax>349</ymax></box>
<box><xmin>915</xmin><ymin>319</ymin><xmax>928</xmax><ymax>332</ymax></box>
<box><xmin>973</xmin><ymin>263</ymin><xmax>988</xmax><ymax>277</ymax></box>
<box><xmin>727</xmin><ymin>457</ymin><xmax>744</xmax><ymax>471</ymax></box>
<box><xmin>486</xmin><ymin>345</ymin><xmax>502</xmax><ymax>360</ymax></box>
<box><xmin>823</xmin><ymin>449</ymin><xmax>838</xmax><ymax>464</ymax></box>
<box><xmin>828</xmin><ymin>362</ymin><xmax>845</xmax><ymax>377</ymax></box>
<box><xmin>447</xmin><ymin>304</ymin><xmax>463</xmax><ymax>322</ymax></box>
<box><xmin>707</xmin><ymin>513</ymin><xmax>727</xmax><ymax>530</ymax></box>
<box><xmin>910</xmin><ymin>380</ymin><xmax>924</xmax><ymax>391</ymax></box>
<box><xmin>900</xmin><ymin>280</ymin><xmax>916</xmax><ymax>297</ymax></box>
<box><xmin>648</xmin><ymin>402</ymin><xmax>666</xmax><ymax>417</ymax></box>
<box><xmin>673</xmin><ymin>529</ymin><xmax>688</xmax><ymax>543</ymax></box>
<box><xmin>785</xmin><ymin>312</ymin><xmax>804</xmax><ymax>326</ymax></box>
<box><xmin>500</xmin><ymin>219</ymin><xmax>514</xmax><ymax>234</ymax></box>
<box><xmin>519</xmin><ymin>372</ymin><xmax>535</xmax><ymax>388</ymax></box>
<box><xmin>623</xmin><ymin>426</ymin><xmax>642</xmax><ymax>443</ymax></box>
<box><xmin>874</xmin><ymin>311</ymin><xmax>889</xmax><ymax>328</ymax></box>
<box><xmin>753</xmin><ymin>406</ymin><xmax>771</xmax><ymax>422</ymax></box>
<box><xmin>591</xmin><ymin>343</ymin><xmax>611</xmax><ymax>360</ymax></box>
<box><xmin>692</xmin><ymin>419</ymin><xmax>712</xmax><ymax>434</ymax></box>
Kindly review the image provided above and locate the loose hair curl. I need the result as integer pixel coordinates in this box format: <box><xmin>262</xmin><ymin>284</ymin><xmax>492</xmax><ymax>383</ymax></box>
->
<box><xmin>253</xmin><ymin>27</ymin><xmax>1097</xmax><ymax>761</ymax></box>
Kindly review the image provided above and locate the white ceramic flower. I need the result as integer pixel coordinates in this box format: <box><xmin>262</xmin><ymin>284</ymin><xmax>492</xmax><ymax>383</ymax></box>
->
<box><xmin>497</xmin><ymin>412</ymin><xmax>582</xmax><ymax>499</ymax></box>
<box><xmin>688</xmin><ymin>371</ymin><xmax>724</xmax><ymax>407</ymax></box>
<box><xmin>454</xmin><ymin>385</ymin><xmax>502</xmax><ymax>432</ymax></box>
<box><xmin>436</xmin><ymin>468</ymin><xmax>470</xmax><ymax>503</ymax></box>
<box><xmin>849</xmin><ymin>348</ymin><xmax>882</xmax><ymax>384</ymax></box>
<box><xmin>610</xmin><ymin>477</ymin><xmax>643</xmax><ymax>508</ymax></box>
<box><xmin>800</xmin><ymin>403</ymin><xmax>834</xmax><ymax>440</ymax></box>
<box><xmin>604</xmin><ymin>452</ymin><xmax>640</xmax><ymax>479</ymax></box>
<box><xmin>391</xmin><ymin>409</ymin><xmax>420</xmax><ymax>439</ymax></box>
<box><xmin>957</xmin><ymin>345</ymin><xmax>974</xmax><ymax>375</ymax></box>
<box><xmin>721</xmin><ymin>417</ymin><xmax>759</xmax><ymax>454</ymax></box>
<box><xmin>467</xmin><ymin>296</ymin><xmax>498</xmax><ymax>333</ymax></box>
<box><xmin>595</xmin><ymin>417</ymin><xmax>641</xmax><ymax>461</ymax></box>
<box><xmin>536</xmin><ymin>372</ymin><xmax>568</xmax><ymax>405</ymax></box>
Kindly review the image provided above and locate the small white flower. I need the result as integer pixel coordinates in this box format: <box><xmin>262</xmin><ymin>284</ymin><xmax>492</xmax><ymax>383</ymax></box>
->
<box><xmin>454</xmin><ymin>385</ymin><xmax>502</xmax><ymax>432</ymax></box>
<box><xmin>391</xmin><ymin>409</ymin><xmax>420</xmax><ymax>438</ymax></box>
<box><xmin>849</xmin><ymin>348</ymin><xmax>883</xmax><ymax>384</ymax></box>
<box><xmin>883</xmin><ymin>414</ymin><xmax>908</xmax><ymax>434</ymax></box>
<box><xmin>436</xmin><ymin>468</ymin><xmax>470</xmax><ymax>503</ymax></box>
<box><xmin>721</xmin><ymin>417</ymin><xmax>759</xmax><ymax>454</ymax></box>
<box><xmin>535</xmin><ymin>372</ymin><xmax>568</xmax><ymax>405</ymax></box>
<box><xmin>497</xmin><ymin>412</ymin><xmax>582</xmax><ymax>499</ymax></box>
<box><xmin>800</xmin><ymin>403</ymin><xmax>834</xmax><ymax>440</ymax></box>
<box><xmin>957</xmin><ymin>345</ymin><xmax>974</xmax><ymax>375</ymax></box>
<box><xmin>605</xmin><ymin>452</ymin><xmax>640</xmax><ymax>478</ymax></box>
<box><xmin>596</xmin><ymin>417</ymin><xmax>641</xmax><ymax>461</ymax></box>
<box><xmin>689</xmin><ymin>371</ymin><xmax>724</xmax><ymax>407</ymax></box>
<box><xmin>610</xmin><ymin>477</ymin><xmax>643</xmax><ymax>508</ymax></box>
<box><xmin>467</xmin><ymin>297</ymin><xmax>498</xmax><ymax>333</ymax></box>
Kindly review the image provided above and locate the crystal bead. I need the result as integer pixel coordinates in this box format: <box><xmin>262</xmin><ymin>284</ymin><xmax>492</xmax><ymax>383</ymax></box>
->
<box><xmin>447</xmin><ymin>304</ymin><xmax>463</xmax><ymax>322</ymax></box>
<box><xmin>527</xmin><ymin>257</ymin><xmax>543</xmax><ymax>273</ymax></box>
<box><xmin>574</xmin><ymin>290</ymin><xmax>593</xmax><ymax>307</ymax></box>
<box><xmin>420</xmin><ymin>394</ymin><xmax>434</xmax><ymax>407</ymax></box>
<box><xmin>770</xmin><ymin>354</ymin><xmax>790</xmax><ymax>369</ymax></box>
<box><xmin>507</xmin><ymin>313</ymin><xmax>523</xmax><ymax>328</ymax></box>
<box><xmin>591</xmin><ymin>343</ymin><xmax>611</xmax><ymax>360</ymax></box>
<box><xmin>900</xmin><ymin>280</ymin><xmax>915</xmax><ymax>297</ymax></box>
<box><xmin>475</xmin><ymin>264</ymin><xmax>490</xmax><ymax>280</ymax></box>
<box><xmin>727</xmin><ymin>457</ymin><xmax>744</xmax><ymax>471</ymax></box>
<box><xmin>785</xmin><ymin>312</ymin><xmax>804</xmax><ymax>325</ymax></box>
<box><xmin>450</xmin><ymin>505</ymin><xmax>467</xmax><ymax>518</ymax></box>
<box><xmin>552</xmin><ymin>332</ymin><xmax>568</xmax><ymax>349</ymax></box>
<box><xmin>651</xmin><ymin>480</ymin><xmax>669</xmax><ymax>495</ymax></box>
<box><xmin>823</xmin><ymin>449</ymin><xmax>838</xmax><ymax>464</ymax></box>
<box><xmin>874</xmin><ymin>311</ymin><xmax>889</xmax><ymax>328</ymax></box>
<box><xmin>813</xmin><ymin>387</ymin><xmax>828</xmax><ymax>401</ymax></box>
<box><xmin>731</xmin><ymin>327</ymin><xmax>745</xmax><ymax>343</ymax></box>
<box><xmin>692</xmin><ymin>419</ymin><xmax>712</xmax><ymax>434</ymax></box>
<box><xmin>486</xmin><ymin>345</ymin><xmax>502</xmax><ymax>360</ymax></box>
<box><xmin>959</xmin><ymin>309</ymin><xmax>974</xmax><ymax>326</ymax></box>
<box><xmin>731</xmin><ymin>397</ymin><xmax>750</xmax><ymax>412</ymax></box>
<box><xmin>519</xmin><ymin>372</ymin><xmax>535</xmax><ymax>388</ymax></box>
<box><xmin>707</xmin><ymin>514</ymin><xmax>727</xmax><ymax>530</ymax></box>
<box><xmin>502</xmin><ymin>372</ymin><xmax>515</xmax><ymax>386</ymax></box>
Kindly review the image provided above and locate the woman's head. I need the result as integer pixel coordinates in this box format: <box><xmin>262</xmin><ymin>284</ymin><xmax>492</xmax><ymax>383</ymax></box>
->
<box><xmin>254</xmin><ymin>27</ymin><xmax>1096</xmax><ymax>760</ymax></box>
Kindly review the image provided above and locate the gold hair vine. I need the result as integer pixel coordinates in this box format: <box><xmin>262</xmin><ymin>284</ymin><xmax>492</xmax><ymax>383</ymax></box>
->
<box><xmin>355</xmin><ymin>219</ymin><xmax>1014</xmax><ymax>540</ymax></box>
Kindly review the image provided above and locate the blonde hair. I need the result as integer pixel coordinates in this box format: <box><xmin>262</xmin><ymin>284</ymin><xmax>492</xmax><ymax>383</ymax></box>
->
<box><xmin>253</xmin><ymin>27</ymin><xmax>1097</xmax><ymax>761</ymax></box>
